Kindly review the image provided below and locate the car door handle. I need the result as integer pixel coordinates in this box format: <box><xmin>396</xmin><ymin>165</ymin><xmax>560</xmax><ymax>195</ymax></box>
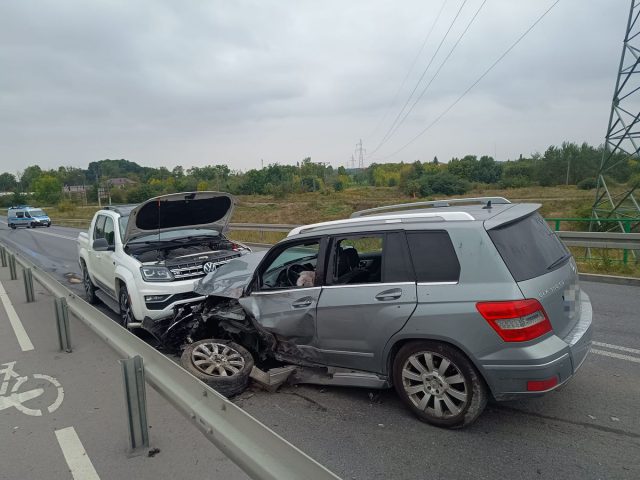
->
<box><xmin>375</xmin><ymin>288</ymin><xmax>402</xmax><ymax>301</ymax></box>
<box><xmin>292</xmin><ymin>297</ymin><xmax>314</xmax><ymax>308</ymax></box>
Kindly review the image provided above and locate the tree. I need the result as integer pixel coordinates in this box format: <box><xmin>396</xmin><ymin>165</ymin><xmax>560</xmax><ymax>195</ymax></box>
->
<box><xmin>34</xmin><ymin>175</ymin><xmax>62</xmax><ymax>204</ymax></box>
<box><xmin>0</xmin><ymin>172</ymin><xmax>17</xmax><ymax>191</ymax></box>
<box><xmin>20</xmin><ymin>165</ymin><xmax>43</xmax><ymax>191</ymax></box>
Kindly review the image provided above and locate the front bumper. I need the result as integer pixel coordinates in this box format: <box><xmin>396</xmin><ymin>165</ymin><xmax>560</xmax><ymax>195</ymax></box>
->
<box><xmin>128</xmin><ymin>278</ymin><xmax>206</xmax><ymax>321</ymax></box>
<box><xmin>480</xmin><ymin>292</ymin><xmax>593</xmax><ymax>401</ymax></box>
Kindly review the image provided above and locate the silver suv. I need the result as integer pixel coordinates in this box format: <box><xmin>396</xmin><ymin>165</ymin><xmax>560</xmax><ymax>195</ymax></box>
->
<box><xmin>166</xmin><ymin>197</ymin><xmax>593</xmax><ymax>428</ymax></box>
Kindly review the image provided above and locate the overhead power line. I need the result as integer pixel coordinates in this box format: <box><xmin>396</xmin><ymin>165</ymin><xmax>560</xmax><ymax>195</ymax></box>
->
<box><xmin>378</xmin><ymin>0</ymin><xmax>487</xmax><ymax>152</ymax></box>
<box><xmin>366</xmin><ymin>0</ymin><xmax>449</xmax><ymax>141</ymax></box>
<box><xmin>382</xmin><ymin>0</ymin><xmax>561</xmax><ymax>160</ymax></box>
<box><xmin>368</xmin><ymin>0</ymin><xmax>469</xmax><ymax>158</ymax></box>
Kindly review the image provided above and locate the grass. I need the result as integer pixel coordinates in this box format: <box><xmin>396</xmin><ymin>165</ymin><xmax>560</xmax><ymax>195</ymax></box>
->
<box><xmin>43</xmin><ymin>185</ymin><xmax>639</xmax><ymax>277</ymax></box>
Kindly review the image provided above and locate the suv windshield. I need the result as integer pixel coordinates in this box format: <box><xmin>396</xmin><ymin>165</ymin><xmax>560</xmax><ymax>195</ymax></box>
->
<box><xmin>29</xmin><ymin>209</ymin><xmax>45</xmax><ymax>216</ymax></box>
<box><xmin>487</xmin><ymin>212</ymin><xmax>569</xmax><ymax>282</ymax></box>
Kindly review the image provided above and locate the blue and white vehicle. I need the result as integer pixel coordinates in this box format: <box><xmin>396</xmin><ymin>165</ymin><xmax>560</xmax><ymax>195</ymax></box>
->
<box><xmin>7</xmin><ymin>205</ymin><xmax>52</xmax><ymax>229</ymax></box>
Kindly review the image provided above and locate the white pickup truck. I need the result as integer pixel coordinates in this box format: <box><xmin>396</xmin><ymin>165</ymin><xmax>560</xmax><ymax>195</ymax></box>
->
<box><xmin>77</xmin><ymin>191</ymin><xmax>250</xmax><ymax>331</ymax></box>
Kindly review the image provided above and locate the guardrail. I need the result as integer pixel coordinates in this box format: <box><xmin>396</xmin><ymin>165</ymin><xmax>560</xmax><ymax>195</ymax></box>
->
<box><xmin>0</xmin><ymin>240</ymin><xmax>341</xmax><ymax>480</ymax></box>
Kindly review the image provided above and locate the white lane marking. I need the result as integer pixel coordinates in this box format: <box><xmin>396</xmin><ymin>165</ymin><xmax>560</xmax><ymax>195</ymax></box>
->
<box><xmin>0</xmin><ymin>281</ymin><xmax>34</xmax><ymax>351</ymax></box>
<box><xmin>592</xmin><ymin>341</ymin><xmax>640</xmax><ymax>356</ymax></box>
<box><xmin>23</xmin><ymin>229</ymin><xmax>76</xmax><ymax>241</ymax></box>
<box><xmin>55</xmin><ymin>427</ymin><xmax>101</xmax><ymax>480</ymax></box>
<box><xmin>591</xmin><ymin>348</ymin><xmax>640</xmax><ymax>364</ymax></box>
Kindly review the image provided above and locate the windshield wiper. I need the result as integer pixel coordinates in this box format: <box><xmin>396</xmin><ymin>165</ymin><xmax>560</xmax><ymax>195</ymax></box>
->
<box><xmin>547</xmin><ymin>253</ymin><xmax>571</xmax><ymax>271</ymax></box>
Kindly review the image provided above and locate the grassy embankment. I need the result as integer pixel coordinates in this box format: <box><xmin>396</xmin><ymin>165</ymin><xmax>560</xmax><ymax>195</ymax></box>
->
<box><xmin>45</xmin><ymin>186</ymin><xmax>639</xmax><ymax>277</ymax></box>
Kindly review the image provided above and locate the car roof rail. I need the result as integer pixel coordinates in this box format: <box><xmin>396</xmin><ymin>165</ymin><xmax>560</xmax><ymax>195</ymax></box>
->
<box><xmin>102</xmin><ymin>204</ymin><xmax>138</xmax><ymax>215</ymax></box>
<box><xmin>350</xmin><ymin>197</ymin><xmax>511</xmax><ymax>218</ymax></box>
<box><xmin>288</xmin><ymin>211</ymin><xmax>475</xmax><ymax>237</ymax></box>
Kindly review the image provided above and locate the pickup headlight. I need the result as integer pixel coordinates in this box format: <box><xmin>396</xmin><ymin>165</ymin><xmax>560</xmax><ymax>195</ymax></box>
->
<box><xmin>140</xmin><ymin>266</ymin><xmax>174</xmax><ymax>282</ymax></box>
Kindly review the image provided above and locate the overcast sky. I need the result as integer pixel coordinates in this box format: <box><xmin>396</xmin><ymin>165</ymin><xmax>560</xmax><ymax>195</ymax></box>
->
<box><xmin>0</xmin><ymin>1</ymin><xmax>630</xmax><ymax>172</ymax></box>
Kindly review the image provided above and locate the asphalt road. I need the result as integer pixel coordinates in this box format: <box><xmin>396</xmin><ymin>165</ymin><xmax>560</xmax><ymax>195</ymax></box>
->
<box><xmin>1</xmin><ymin>219</ymin><xmax>639</xmax><ymax>480</ymax></box>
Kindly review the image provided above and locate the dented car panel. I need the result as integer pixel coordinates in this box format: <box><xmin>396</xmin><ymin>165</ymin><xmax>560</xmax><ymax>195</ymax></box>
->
<box><xmin>194</xmin><ymin>251</ymin><xmax>267</xmax><ymax>298</ymax></box>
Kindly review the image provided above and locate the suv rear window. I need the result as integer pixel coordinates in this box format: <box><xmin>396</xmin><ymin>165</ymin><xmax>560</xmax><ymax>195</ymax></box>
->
<box><xmin>488</xmin><ymin>212</ymin><xmax>569</xmax><ymax>282</ymax></box>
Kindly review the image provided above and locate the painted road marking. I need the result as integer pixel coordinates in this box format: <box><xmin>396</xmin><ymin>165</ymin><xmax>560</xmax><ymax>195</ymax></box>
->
<box><xmin>591</xmin><ymin>348</ymin><xmax>640</xmax><ymax>364</ymax></box>
<box><xmin>0</xmin><ymin>281</ymin><xmax>34</xmax><ymax>351</ymax></box>
<box><xmin>592</xmin><ymin>341</ymin><xmax>640</xmax><ymax>356</ymax></box>
<box><xmin>0</xmin><ymin>362</ymin><xmax>64</xmax><ymax>416</ymax></box>
<box><xmin>55</xmin><ymin>427</ymin><xmax>101</xmax><ymax>480</ymax></box>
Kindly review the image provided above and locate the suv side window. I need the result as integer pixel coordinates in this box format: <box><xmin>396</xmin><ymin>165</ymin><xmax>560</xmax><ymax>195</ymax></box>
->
<box><xmin>258</xmin><ymin>239</ymin><xmax>321</xmax><ymax>290</ymax></box>
<box><xmin>94</xmin><ymin>215</ymin><xmax>107</xmax><ymax>240</ymax></box>
<box><xmin>406</xmin><ymin>231</ymin><xmax>460</xmax><ymax>283</ymax></box>
<box><xmin>103</xmin><ymin>217</ymin><xmax>115</xmax><ymax>247</ymax></box>
<box><xmin>16</xmin><ymin>211</ymin><xmax>24</xmax><ymax>218</ymax></box>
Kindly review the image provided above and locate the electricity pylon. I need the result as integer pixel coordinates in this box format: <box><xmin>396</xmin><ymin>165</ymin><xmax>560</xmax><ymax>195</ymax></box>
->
<box><xmin>591</xmin><ymin>0</ymin><xmax>640</xmax><ymax>233</ymax></box>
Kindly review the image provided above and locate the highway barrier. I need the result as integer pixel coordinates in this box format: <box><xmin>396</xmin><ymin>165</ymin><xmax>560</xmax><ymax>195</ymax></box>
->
<box><xmin>0</xmin><ymin>239</ymin><xmax>341</xmax><ymax>480</ymax></box>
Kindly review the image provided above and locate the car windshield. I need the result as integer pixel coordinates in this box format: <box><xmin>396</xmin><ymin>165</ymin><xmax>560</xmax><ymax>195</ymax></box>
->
<box><xmin>29</xmin><ymin>209</ymin><xmax>45</xmax><ymax>216</ymax></box>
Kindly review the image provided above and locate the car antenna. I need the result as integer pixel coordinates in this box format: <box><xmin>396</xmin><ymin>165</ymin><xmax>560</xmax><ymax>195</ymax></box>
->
<box><xmin>482</xmin><ymin>200</ymin><xmax>492</xmax><ymax>209</ymax></box>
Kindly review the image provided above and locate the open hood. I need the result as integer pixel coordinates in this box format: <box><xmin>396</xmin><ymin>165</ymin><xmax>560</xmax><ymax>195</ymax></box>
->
<box><xmin>123</xmin><ymin>191</ymin><xmax>235</xmax><ymax>244</ymax></box>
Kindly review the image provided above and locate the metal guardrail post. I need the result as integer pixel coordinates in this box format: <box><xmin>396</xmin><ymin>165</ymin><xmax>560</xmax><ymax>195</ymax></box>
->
<box><xmin>54</xmin><ymin>297</ymin><xmax>72</xmax><ymax>352</ymax></box>
<box><xmin>120</xmin><ymin>355</ymin><xmax>149</xmax><ymax>453</ymax></box>
<box><xmin>0</xmin><ymin>246</ymin><xmax>6</xmax><ymax>267</ymax></box>
<box><xmin>8</xmin><ymin>254</ymin><xmax>17</xmax><ymax>280</ymax></box>
<box><xmin>23</xmin><ymin>268</ymin><xmax>35</xmax><ymax>303</ymax></box>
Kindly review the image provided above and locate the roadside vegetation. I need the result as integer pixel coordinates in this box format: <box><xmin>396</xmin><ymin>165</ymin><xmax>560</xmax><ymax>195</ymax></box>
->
<box><xmin>0</xmin><ymin>140</ymin><xmax>638</xmax><ymax>276</ymax></box>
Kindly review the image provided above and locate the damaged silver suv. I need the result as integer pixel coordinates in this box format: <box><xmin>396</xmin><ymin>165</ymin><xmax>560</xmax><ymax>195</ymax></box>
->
<box><xmin>161</xmin><ymin>197</ymin><xmax>593</xmax><ymax>428</ymax></box>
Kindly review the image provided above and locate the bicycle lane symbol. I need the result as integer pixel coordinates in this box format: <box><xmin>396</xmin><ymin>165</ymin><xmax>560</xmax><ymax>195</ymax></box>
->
<box><xmin>0</xmin><ymin>361</ymin><xmax>64</xmax><ymax>416</ymax></box>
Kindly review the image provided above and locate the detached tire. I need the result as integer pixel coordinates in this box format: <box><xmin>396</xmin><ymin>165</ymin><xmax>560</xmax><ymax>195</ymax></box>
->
<box><xmin>181</xmin><ymin>339</ymin><xmax>253</xmax><ymax>397</ymax></box>
<box><xmin>393</xmin><ymin>340</ymin><xmax>488</xmax><ymax>429</ymax></box>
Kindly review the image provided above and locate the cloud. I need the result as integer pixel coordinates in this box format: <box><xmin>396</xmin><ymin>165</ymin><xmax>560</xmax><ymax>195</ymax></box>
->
<box><xmin>0</xmin><ymin>0</ymin><xmax>630</xmax><ymax>170</ymax></box>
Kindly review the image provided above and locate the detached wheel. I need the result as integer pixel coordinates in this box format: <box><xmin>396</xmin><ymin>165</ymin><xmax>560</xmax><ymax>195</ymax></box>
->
<box><xmin>181</xmin><ymin>339</ymin><xmax>254</xmax><ymax>397</ymax></box>
<box><xmin>81</xmin><ymin>261</ymin><xmax>98</xmax><ymax>304</ymax></box>
<box><xmin>393</xmin><ymin>341</ymin><xmax>487</xmax><ymax>428</ymax></box>
<box><xmin>118</xmin><ymin>284</ymin><xmax>138</xmax><ymax>329</ymax></box>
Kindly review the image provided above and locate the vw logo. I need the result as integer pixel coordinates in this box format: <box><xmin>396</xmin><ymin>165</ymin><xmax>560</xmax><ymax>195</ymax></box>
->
<box><xmin>203</xmin><ymin>262</ymin><xmax>217</xmax><ymax>274</ymax></box>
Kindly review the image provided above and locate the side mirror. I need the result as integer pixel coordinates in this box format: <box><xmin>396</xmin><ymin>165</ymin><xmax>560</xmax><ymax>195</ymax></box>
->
<box><xmin>92</xmin><ymin>238</ymin><xmax>112</xmax><ymax>251</ymax></box>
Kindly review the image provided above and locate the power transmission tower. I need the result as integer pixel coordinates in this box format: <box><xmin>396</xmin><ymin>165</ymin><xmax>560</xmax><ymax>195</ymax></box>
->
<box><xmin>591</xmin><ymin>0</ymin><xmax>640</xmax><ymax>233</ymax></box>
<box><xmin>355</xmin><ymin>139</ymin><xmax>366</xmax><ymax>169</ymax></box>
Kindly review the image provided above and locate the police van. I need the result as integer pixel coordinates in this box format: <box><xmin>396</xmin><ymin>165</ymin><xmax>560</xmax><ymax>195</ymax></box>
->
<box><xmin>7</xmin><ymin>205</ymin><xmax>52</xmax><ymax>229</ymax></box>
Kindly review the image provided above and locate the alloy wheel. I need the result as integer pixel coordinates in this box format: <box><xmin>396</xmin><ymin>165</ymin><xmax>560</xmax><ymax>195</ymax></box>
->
<box><xmin>191</xmin><ymin>342</ymin><xmax>246</xmax><ymax>377</ymax></box>
<box><xmin>401</xmin><ymin>351</ymin><xmax>469</xmax><ymax>418</ymax></box>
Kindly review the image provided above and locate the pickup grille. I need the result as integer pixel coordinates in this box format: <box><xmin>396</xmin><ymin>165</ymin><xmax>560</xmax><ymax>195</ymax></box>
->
<box><xmin>169</xmin><ymin>253</ymin><xmax>240</xmax><ymax>280</ymax></box>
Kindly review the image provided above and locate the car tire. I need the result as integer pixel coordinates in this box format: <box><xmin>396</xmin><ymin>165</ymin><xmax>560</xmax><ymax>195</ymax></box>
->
<box><xmin>181</xmin><ymin>339</ymin><xmax>254</xmax><ymax>397</ymax></box>
<box><xmin>118</xmin><ymin>284</ymin><xmax>138</xmax><ymax>329</ymax></box>
<box><xmin>81</xmin><ymin>261</ymin><xmax>99</xmax><ymax>304</ymax></box>
<box><xmin>46</xmin><ymin>223</ymin><xmax>51</xmax><ymax>227</ymax></box>
<box><xmin>393</xmin><ymin>340</ymin><xmax>488</xmax><ymax>429</ymax></box>
<box><xmin>30</xmin><ymin>222</ymin><xmax>36</xmax><ymax>228</ymax></box>
<box><xmin>9</xmin><ymin>223</ymin><xmax>15</xmax><ymax>229</ymax></box>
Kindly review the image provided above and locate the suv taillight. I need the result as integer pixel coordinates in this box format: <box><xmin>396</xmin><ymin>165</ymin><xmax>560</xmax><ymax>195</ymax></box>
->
<box><xmin>476</xmin><ymin>299</ymin><xmax>552</xmax><ymax>342</ymax></box>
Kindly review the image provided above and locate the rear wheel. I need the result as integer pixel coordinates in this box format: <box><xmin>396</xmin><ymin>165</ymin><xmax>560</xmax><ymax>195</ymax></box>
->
<box><xmin>393</xmin><ymin>340</ymin><xmax>487</xmax><ymax>428</ymax></box>
<box><xmin>9</xmin><ymin>223</ymin><xmax>15</xmax><ymax>229</ymax></box>
<box><xmin>181</xmin><ymin>339</ymin><xmax>254</xmax><ymax>397</ymax></box>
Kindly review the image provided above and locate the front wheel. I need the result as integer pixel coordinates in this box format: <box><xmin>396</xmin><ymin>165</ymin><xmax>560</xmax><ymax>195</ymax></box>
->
<box><xmin>118</xmin><ymin>285</ymin><xmax>138</xmax><ymax>329</ymax></box>
<box><xmin>181</xmin><ymin>339</ymin><xmax>254</xmax><ymax>397</ymax></box>
<box><xmin>393</xmin><ymin>341</ymin><xmax>488</xmax><ymax>428</ymax></box>
<box><xmin>30</xmin><ymin>222</ymin><xmax>36</xmax><ymax>228</ymax></box>
<box><xmin>81</xmin><ymin>262</ymin><xmax>98</xmax><ymax>304</ymax></box>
